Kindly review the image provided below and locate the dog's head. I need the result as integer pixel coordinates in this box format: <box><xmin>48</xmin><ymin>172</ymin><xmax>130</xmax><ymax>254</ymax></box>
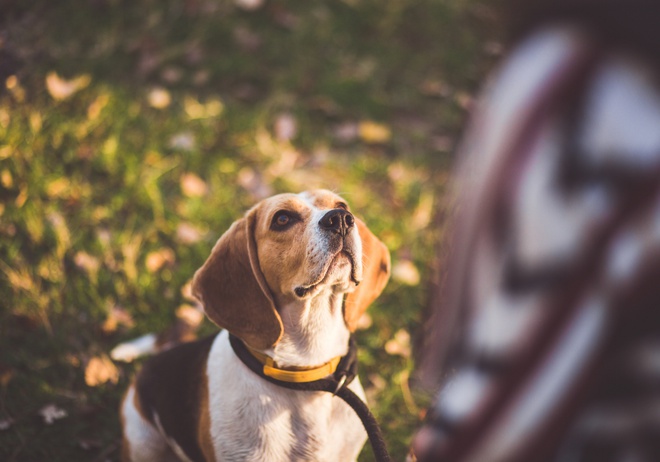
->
<box><xmin>192</xmin><ymin>190</ymin><xmax>390</xmax><ymax>350</ymax></box>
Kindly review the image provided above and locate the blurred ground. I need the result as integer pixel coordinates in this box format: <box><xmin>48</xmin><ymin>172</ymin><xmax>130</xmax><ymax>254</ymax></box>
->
<box><xmin>0</xmin><ymin>0</ymin><xmax>501</xmax><ymax>460</ymax></box>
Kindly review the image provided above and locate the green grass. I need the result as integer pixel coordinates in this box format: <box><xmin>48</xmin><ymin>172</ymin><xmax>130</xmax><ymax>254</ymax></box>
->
<box><xmin>0</xmin><ymin>0</ymin><xmax>500</xmax><ymax>460</ymax></box>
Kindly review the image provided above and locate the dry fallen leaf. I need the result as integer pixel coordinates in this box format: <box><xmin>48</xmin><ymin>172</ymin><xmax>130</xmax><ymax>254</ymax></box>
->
<box><xmin>74</xmin><ymin>251</ymin><xmax>100</xmax><ymax>274</ymax></box>
<box><xmin>184</xmin><ymin>96</ymin><xmax>223</xmax><ymax>119</ymax></box>
<box><xmin>334</xmin><ymin>122</ymin><xmax>359</xmax><ymax>143</ymax></box>
<box><xmin>65</xmin><ymin>354</ymin><xmax>81</xmax><ymax>367</ymax></box>
<box><xmin>145</xmin><ymin>248</ymin><xmax>176</xmax><ymax>273</ymax></box>
<box><xmin>181</xmin><ymin>279</ymin><xmax>195</xmax><ymax>302</ymax></box>
<box><xmin>46</xmin><ymin>177</ymin><xmax>71</xmax><ymax>198</ymax></box>
<box><xmin>5</xmin><ymin>75</ymin><xmax>17</xmax><ymax>90</ymax></box>
<box><xmin>85</xmin><ymin>355</ymin><xmax>119</xmax><ymax>387</ymax></box>
<box><xmin>410</xmin><ymin>191</ymin><xmax>434</xmax><ymax>230</ymax></box>
<box><xmin>39</xmin><ymin>404</ymin><xmax>68</xmax><ymax>425</ymax></box>
<box><xmin>176</xmin><ymin>222</ymin><xmax>204</xmax><ymax>244</ymax></box>
<box><xmin>6</xmin><ymin>76</ymin><xmax>25</xmax><ymax>102</ymax></box>
<box><xmin>102</xmin><ymin>305</ymin><xmax>135</xmax><ymax>334</ymax></box>
<box><xmin>101</xmin><ymin>316</ymin><xmax>118</xmax><ymax>335</ymax></box>
<box><xmin>355</xmin><ymin>312</ymin><xmax>373</xmax><ymax>330</ymax></box>
<box><xmin>176</xmin><ymin>304</ymin><xmax>204</xmax><ymax>328</ymax></box>
<box><xmin>180</xmin><ymin>173</ymin><xmax>208</xmax><ymax>197</ymax></box>
<box><xmin>147</xmin><ymin>87</ymin><xmax>171</xmax><ymax>109</ymax></box>
<box><xmin>384</xmin><ymin>329</ymin><xmax>411</xmax><ymax>358</ymax></box>
<box><xmin>168</xmin><ymin>132</ymin><xmax>196</xmax><ymax>151</ymax></box>
<box><xmin>392</xmin><ymin>260</ymin><xmax>420</xmax><ymax>286</ymax></box>
<box><xmin>14</xmin><ymin>185</ymin><xmax>28</xmax><ymax>208</ymax></box>
<box><xmin>358</xmin><ymin>120</ymin><xmax>391</xmax><ymax>144</ymax></box>
<box><xmin>87</xmin><ymin>93</ymin><xmax>110</xmax><ymax>120</ymax></box>
<box><xmin>237</xmin><ymin>167</ymin><xmax>273</xmax><ymax>199</ymax></box>
<box><xmin>274</xmin><ymin>113</ymin><xmax>297</xmax><ymax>142</ymax></box>
<box><xmin>113</xmin><ymin>306</ymin><xmax>135</xmax><ymax>327</ymax></box>
<box><xmin>45</xmin><ymin>72</ymin><xmax>91</xmax><ymax>101</ymax></box>
<box><xmin>1</xmin><ymin>169</ymin><xmax>12</xmax><ymax>188</ymax></box>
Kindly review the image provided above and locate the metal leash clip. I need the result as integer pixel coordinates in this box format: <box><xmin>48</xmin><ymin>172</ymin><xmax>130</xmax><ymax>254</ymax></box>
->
<box><xmin>333</xmin><ymin>374</ymin><xmax>348</xmax><ymax>395</ymax></box>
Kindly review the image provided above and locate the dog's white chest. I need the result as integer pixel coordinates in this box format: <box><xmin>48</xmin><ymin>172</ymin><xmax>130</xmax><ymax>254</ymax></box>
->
<box><xmin>206</xmin><ymin>331</ymin><xmax>367</xmax><ymax>462</ymax></box>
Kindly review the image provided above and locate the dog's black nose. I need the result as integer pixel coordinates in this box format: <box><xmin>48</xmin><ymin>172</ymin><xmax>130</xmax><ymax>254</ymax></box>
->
<box><xmin>319</xmin><ymin>209</ymin><xmax>355</xmax><ymax>235</ymax></box>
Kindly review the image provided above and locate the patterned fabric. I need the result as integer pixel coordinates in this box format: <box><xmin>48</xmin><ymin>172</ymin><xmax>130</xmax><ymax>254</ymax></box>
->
<box><xmin>413</xmin><ymin>26</ymin><xmax>660</xmax><ymax>462</ymax></box>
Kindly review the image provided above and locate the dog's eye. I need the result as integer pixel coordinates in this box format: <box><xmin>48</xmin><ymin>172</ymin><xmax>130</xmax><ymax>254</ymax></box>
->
<box><xmin>271</xmin><ymin>211</ymin><xmax>298</xmax><ymax>231</ymax></box>
<box><xmin>336</xmin><ymin>202</ymin><xmax>348</xmax><ymax>211</ymax></box>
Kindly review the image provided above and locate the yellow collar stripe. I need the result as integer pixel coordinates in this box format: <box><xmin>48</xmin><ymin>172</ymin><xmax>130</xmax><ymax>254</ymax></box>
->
<box><xmin>245</xmin><ymin>345</ymin><xmax>342</xmax><ymax>383</ymax></box>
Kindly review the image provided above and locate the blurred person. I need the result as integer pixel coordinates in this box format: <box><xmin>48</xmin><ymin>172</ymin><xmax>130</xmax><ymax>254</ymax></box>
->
<box><xmin>413</xmin><ymin>1</ymin><xmax>660</xmax><ymax>461</ymax></box>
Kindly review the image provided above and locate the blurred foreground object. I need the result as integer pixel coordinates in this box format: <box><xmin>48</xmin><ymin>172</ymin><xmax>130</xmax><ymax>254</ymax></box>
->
<box><xmin>414</xmin><ymin>1</ymin><xmax>660</xmax><ymax>461</ymax></box>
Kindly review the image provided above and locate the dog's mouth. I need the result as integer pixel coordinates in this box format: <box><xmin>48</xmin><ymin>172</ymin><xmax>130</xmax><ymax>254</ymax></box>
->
<box><xmin>294</xmin><ymin>250</ymin><xmax>361</xmax><ymax>299</ymax></box>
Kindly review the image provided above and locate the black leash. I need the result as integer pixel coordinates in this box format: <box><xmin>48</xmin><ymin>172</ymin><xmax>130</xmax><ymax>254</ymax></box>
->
<box><xmin>229</xmin><ymin>334</ymin><xmax>392</xmax><ymax>462</ymax></box>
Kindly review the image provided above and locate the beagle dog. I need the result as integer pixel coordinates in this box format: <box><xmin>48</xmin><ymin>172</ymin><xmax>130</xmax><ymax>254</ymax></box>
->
<box><xmin>120</xmin><ymin>190</ymin><xmax>391</xmax><ymax>462</ymax></box>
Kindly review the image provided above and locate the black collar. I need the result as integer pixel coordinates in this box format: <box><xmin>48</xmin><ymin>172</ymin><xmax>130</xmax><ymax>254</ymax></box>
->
<box><xmin>229</xmin><ymin>333</ymin><xmax>358</xmax><ymax>394</ymax></box>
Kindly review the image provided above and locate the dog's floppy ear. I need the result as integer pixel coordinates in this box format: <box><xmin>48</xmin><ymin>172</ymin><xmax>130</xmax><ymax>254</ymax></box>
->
<box><xmin>344</xmin><ymin>218</ymin><xmax>391</xmax><ymax>331</ymax></box>
<box><xmin>192</xmin><ymin>209</ymin><xmax>283</xmax><ymax>350</ymax></box>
